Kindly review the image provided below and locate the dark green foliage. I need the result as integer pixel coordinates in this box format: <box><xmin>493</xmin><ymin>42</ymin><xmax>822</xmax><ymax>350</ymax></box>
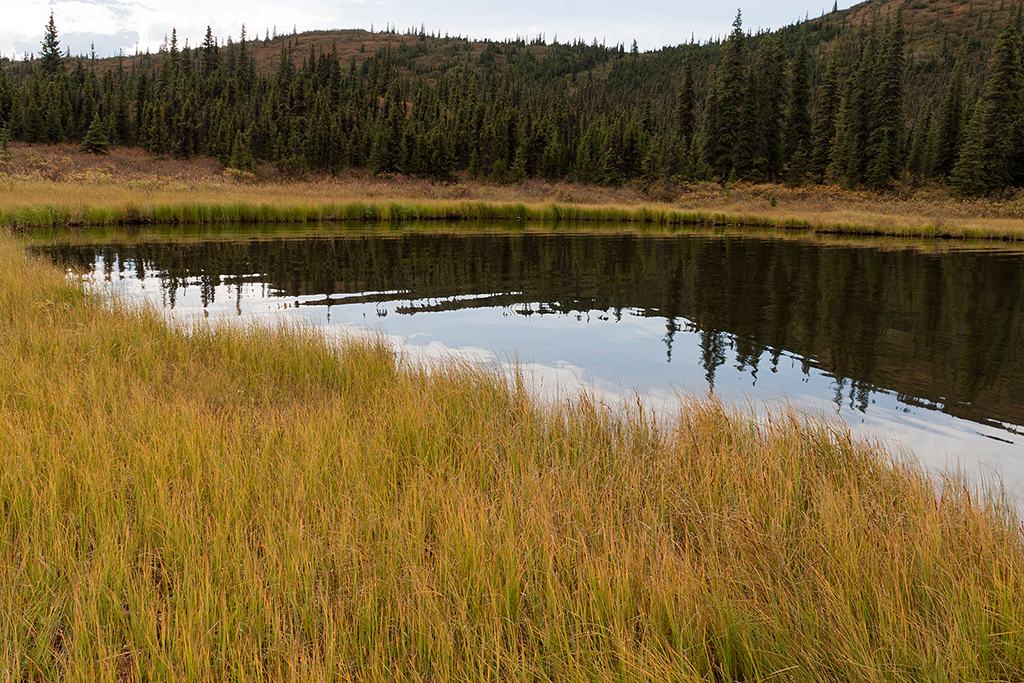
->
<box><xmin>202</xmin><ymin>26</ymin><xmax>221</xmax><ymax>77</ymax></box>
<box><xmin>929</xmin><ymin>49</ymin><xmax>967</xmax><ymax>178</ymax></box>
<box><xmin>830</xmin><ymin>11</ymin><xmax>882</xmax><ymax>185</ymax></box>
<box><xmin>80</xmin><ymin>112</ymin><xmax>109</xmax><ymax>154</ymax></box>
<box><xmin>371</xmin><ymin>79</ymin><xmax>405</xmax><ymax>174</ymax></box>
<box><xmin>907</xmin><ymin>101</ymin><xmax>933</xmax><ymax>178</ymax></box>
<box><xmin>39</xmin><ymin>13</ymin><xmax>63</xmax><ymax>79</ymax></box>
<box><xmin>706</xmin><ymin>12</ymin><xmax>748</xmax><ymax>179</ymax></box>
<box><xmin>786</xmin><ymin>40</ymin><xmax>812</xmax><ymax>167</ymax></box>
<box><xmin>175</xmin><ymin>94</ymin><xmax>201</xmax><ymax>158</ymax></box>
<box><xmin>948</xmin><ymin>102</ymin><xmax>990</xmax><ymax>195</ymax></box>
<box><xmin>808</xmin><ymin>51</ymin><xmax>841</xmax><ymax>180</ymax></box>
<box><xmin>787</xmin><ymin>136</ymin><xmax>810</xmax><ymax>184</ymax></box>
<box><xmin>950</xmin><ymin>16</ymin><xmax>1024</xmax><ymax>194</ymax></box>
<box><xmin>743</xmin><ymin>33</ymin><xmax>786</xmax><ymax>182</ymax></box>
<box><xmin>674</xmin><ymin>53</ymin><xmax>696</xmax><ymax>146</ymax></box>
<box><xmin>865</xmin><ymin>9</ymin><xmax>906</xmax><ymax>189</ymax></box>
<box><xmin>0</xmin><ymin>121</ymin><xmax>11</xmax><ymax>157</ymax></box>
<box><xmin>229</xmin><ymin>130</ymin><xmax>254</xmax><ymax>170</ymax></box>
<box><xmin>43</xmin><ymin>81</ymin><xmax>67</xmax><ymax>143</ymax></box>
<box><xmin>1</xmin><ymin>4</ymin><xmax>1023</xmax><ymax>192</ymax></box>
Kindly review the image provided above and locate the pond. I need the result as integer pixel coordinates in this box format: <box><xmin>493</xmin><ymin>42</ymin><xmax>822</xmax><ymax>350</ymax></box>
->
<box><xmin>32</xmin><ymin>223</ymin><xmax>1024</xmax><ymax>491</ymax></box>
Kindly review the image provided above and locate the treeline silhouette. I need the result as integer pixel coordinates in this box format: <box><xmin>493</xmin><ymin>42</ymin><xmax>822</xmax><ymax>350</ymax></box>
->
<box><xmin>3</xmin><ymin>0</ymin><xmax>1024</xmax><ymax>194</ymax></box>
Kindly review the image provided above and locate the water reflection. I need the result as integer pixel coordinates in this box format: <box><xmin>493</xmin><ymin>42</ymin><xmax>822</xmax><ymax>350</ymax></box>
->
<box><xmin>34</xmin><ymin>225</ymin><xmax>1024</xmax><ymax>487</ymax></box>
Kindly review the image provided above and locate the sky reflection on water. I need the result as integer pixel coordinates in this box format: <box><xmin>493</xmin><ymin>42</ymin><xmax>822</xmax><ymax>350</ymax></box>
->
<box><xmin>36</xmin><ymin>227</ymin><xmax>1024</xmax><ymax>499</ymax></box>
<box><xmin>81</xmin><ymin>250</ymin><xmax>1024</xmax><ymax>499</ymax></box>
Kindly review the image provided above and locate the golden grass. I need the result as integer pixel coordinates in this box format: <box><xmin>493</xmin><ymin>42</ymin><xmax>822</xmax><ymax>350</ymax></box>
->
<box><xmin>2</xmin><ymin>229</ymin><xmax>1023</xmax><ymax>681</ymax></box>
<box><xmin>4</xmin><ymin>144</ymin><xmax>1024</xmax><ymax>239</ymax></box>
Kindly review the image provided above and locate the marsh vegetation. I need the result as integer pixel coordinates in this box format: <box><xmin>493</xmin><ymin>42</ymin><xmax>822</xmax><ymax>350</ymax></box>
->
<box><xmin>2</xmin><ymin>232</ymin><xmax>1023</xmax><ymax>681</ymax></box>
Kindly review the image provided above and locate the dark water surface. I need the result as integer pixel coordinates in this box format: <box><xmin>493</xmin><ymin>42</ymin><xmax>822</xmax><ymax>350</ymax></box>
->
<box><xmin>33</xmin><ymin>223</ymin><xmax>1024</xmax><ymax>489</ymax></box>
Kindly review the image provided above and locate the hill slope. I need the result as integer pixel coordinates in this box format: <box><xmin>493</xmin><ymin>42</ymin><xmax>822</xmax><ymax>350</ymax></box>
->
<box><xmin>1</xmin><ymin>0</ymin><xmax>1022</xmax><ymax>193</ymax></box>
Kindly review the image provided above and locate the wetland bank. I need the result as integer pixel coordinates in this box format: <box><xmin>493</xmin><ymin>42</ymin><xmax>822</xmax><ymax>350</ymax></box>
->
<box><xmin>7</xmin><ymin>1</ymin><xmax>1024</xmax><ymax>675</ymax></box>
<box><xmin>35</xmin><ymin>221</ymin><xmax>1024</xmax><ymax>483</ymax></box>
<box><xmin>4</xmin><ymin>207</ymin><xmax>1024</xmax><ymax>679</ymax></box>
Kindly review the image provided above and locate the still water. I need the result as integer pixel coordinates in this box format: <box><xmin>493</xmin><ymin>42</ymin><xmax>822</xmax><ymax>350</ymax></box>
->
<box><xmin>33</xmin><ymin>224</ymin><xmax>1024</xmax><ymax>491</ymax></box>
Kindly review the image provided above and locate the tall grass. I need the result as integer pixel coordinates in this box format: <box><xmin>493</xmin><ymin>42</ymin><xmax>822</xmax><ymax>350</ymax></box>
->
<box><xmin>1</xmin><ymin>231</ymin><xmax>1023</xmax><ymax>681</ymax></box>
<box><xmin>4</xmin><ymin>173</ymin><xmax>1024</xmax><ymax>238</ymax></box>
<box><xmin>0</xmin><ymin>198</ymin><xmax>992</xmax><ymax>237</ymax></box>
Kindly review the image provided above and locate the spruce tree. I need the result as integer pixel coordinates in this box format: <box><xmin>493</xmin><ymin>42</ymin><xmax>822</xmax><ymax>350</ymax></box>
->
<box><xmin>674</xmin><ymin>52</ymin><xmax>695</xmax><ymax>146</ymax></box>
<box><xmin>698</xmin><ymin>66</ymin><xmax>722</xmax><ymax>177</ymax></box>
<box><xmin>142</xmin><ymin>101</ymin><xmax>169</xmax><ymax>155</ymax></box>
<box><xmin>0</xmin><ymin>122</ymin><xmax>11</xmax><ymax>158</ymax></box>
<box><xmin>202</xmin><ymin>26</ymin><xmax>221</xmax><ymax>77</ymax></box>
<box><xmin>42</xmin><ymin>82</ymin><xmax>66</xmax><ymax>143</ymax></box>
<box><xmin>750</xmin><ymin>33</ymin><xmax>786</xmax><ymax>182</ymax></box>
<box><xmin>175</xmin><ymin>95</ymin><xmax>201</xmax><ymax>158</ymax></box>
<box><xmin>370</xmin><ymin>80</ymin><xmax>404</xmax><ymax>174</ymax></box>
<box><xmin>711</xmin><ymin>11</ymin><xmax>748</xmax><ymax>179</ymax></box>
<box><xmin>809</xmin><ymin>51</ymin><xmax>841</xmax><ymax>179</ymax></box>
<box><xmin>80</xmin><ymin>112</ymin><xmax>110</xmax><ymax>154</ymax></box>
<box><xmin>983</xmin><ymin>16</ymin><xmax>1024</xmax><ymax>187</ymax></box>
<box><xmin>906</xmin><ymin>101</ymin><xmax>933</xmax><ymax>178</ymax></box>
<box><xmin>837</xmin><ymin>10</ymin><xmax>882</xmax><ymax>185</ymax></box>
<box><xmin>786</xmin><ymin>39</ymin><xmax>812</xmax><ymax>164</ymax></box>
<box><xmin>825</xmin><ymin>84</ymin><xmax>851</xmax><ymax>183</ymax></box>
<box><xmin>865</xmin><ymin>10</ymin><xmax>906</xmax><ymax>189</ymax></box>
<box><xmin>787</xmin><ymin>137</ymin><xmax>810</xmax><ymax>185</ymax></box>
<box><xmin>949</xmin><ymin>16</ymin><xmax>1024</xmax><ymax>193</ymax></box>
<box><xmin>23</xmin><ymin>93</ymin><xmax>43</xmax><ymax>144</ymax></box>
<box><xmin>949</xmin><ymin>102</ymin><xmax>990</xmax><ymax>195</ymax></box>
<box><xmin>228</xmin><ymin>130</ymin><xmax>254</xmax><ymax>170</ymax></box>
<box><xmin>40</xmin><ymin>12</ymin><xmax>63</xmax><ymax>79</ymax></box>
<box><xmin>929</xmin><ymin>48</ymin><xmax>966</xmax><ymax>178</ymax></box>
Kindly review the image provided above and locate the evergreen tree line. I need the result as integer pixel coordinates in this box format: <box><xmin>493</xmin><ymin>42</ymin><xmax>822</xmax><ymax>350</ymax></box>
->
<box><xmin>2</xmin><ymin>5</ymin><xmax>1024</xmax><ymax>195</ymax></box>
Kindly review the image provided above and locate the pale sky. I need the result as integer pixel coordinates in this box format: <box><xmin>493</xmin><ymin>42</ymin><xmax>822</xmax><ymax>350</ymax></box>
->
<box><xmin>0</xmin><ymin>0</ymin><xmax>860</xmax><ymax>61</ymax></box>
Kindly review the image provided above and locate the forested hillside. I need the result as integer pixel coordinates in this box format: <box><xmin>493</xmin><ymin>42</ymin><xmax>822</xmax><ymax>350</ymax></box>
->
<box><xmin>2</xmin><ymin>0</ymin><xmax>1024</xmax><ymax>195</ymax></box>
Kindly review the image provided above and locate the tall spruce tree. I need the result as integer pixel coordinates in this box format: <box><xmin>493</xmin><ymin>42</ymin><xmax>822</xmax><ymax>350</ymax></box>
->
<box><xmin>950</xmin><ymin>16</ymin><xmax>1024</xmax><ymax>194</ymax></box>
<box><xmin>809</xmin><ymin>50</ymin><xmax>841</xmax><ymax>179</ymax></box>
<box><xmin>40</xmin><ymin>12</ymin><xmax>63</xmax><ymax>79</ymax></box>
<box><xmin>202</xmin><ymin>27</ymin><xmax>221</xmax><ymax>77</ymax></box>
<box><xmin>948</xmin><ymin>101</ymin><xmax>990</xmax><ymax>195</ymax></box>
<box><xmin>698</xmin><ymin>66</ymin><xmax>722</xmax><ymax>178</ymax></box>
<box><xmin>674</xmin><ymin>53</ymin><xmax>695</xmax><ymax>146</ymax></box>
<box><xmin>786</xmin><ymin>39</ymin><xmax>812</xmax><ymax>164</ymax></box>
<box><xmin>865</xmin><ymin>9</ymin><xmax>906</xmax><ymax>189</ymax></box>
<box><xmin>708</xmin><ymin>11</ymin><xmax>748</xmax><ymax>179</ymax></box>
<box><xmin>906</xmin><ymin>101</ymin><xmax>933</xmax><ymax>178</ymax></box>
<box><xmin>929</xmin><ymin>48</ymin><xmax>967</xmax><ymax>177</ymax></box>
<box><xmin>736</xmin><ymin>33</ymin><xmax>785</xmax><ymax>182</ymax></box>
<box><xmin>831</xmin><ymin>15</ymin><xmax>882</xmax><ymax>185</ymax></box>
<box><xmin>673</xmin><ymin>52</ymin><xmax>696</xmax><ymax>177</ymax></box>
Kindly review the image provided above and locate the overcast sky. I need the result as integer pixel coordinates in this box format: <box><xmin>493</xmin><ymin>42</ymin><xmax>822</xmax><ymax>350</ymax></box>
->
<box><xmin>1</xmin><ymin>0</ymin><xmax>860</xmax><ymax>62</ymax></box>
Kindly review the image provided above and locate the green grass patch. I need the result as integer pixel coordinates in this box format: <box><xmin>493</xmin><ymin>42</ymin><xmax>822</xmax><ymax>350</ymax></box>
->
<box><xmin>0</xmin><ymin>197</ymin><xmax>950</xmax><ymax>236</ymax></box>
<box><xmin>2</xmin><ymin>195</ymin><xmax>1022</xmax><ymax>242</ymax></box>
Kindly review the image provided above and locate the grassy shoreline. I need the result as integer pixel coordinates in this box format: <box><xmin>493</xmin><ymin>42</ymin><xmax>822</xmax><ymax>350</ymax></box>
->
<box><xmin>5</xmin><ymin>144</ymin><xmax>1024</xmax><ymax>239</ymax></box>
<box><xmin>2</xmin><ymin>230</ymin><xmax>1023</xmax><ymax>680</ymax></box>
<box><xmin>5</xmin><ymin>190</ymin><xmax>1024</xmax><ymax>241</ymax></box>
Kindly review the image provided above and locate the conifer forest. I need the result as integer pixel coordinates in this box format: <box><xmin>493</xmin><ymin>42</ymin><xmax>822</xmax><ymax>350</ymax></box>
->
<box><xmin>2</xmin><ymin>0</ymin><xmax>1024</xmax><ymax>196</ymax></box>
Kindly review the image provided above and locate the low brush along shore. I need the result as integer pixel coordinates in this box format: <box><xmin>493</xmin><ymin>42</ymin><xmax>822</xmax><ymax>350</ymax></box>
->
<box><xmin>4</xmin><ymin>144</ymin><xmax>1024</xmax><ymax>238</ymax></box>
<box><xmin>2</xmin><ymin>198</ymin><xmax>1024</xmax><ymax>678</ymax></box>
